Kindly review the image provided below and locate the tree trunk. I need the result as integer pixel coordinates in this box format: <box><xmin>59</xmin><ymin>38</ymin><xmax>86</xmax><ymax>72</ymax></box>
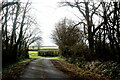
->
<box><xmin>85</xmin><ymin>2</ymin><xmax>94</xmax><ymax>51</ymax></box>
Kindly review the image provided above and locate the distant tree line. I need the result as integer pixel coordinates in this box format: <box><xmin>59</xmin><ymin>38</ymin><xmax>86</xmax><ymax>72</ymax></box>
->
<box><xmin>52</xmin><ymin>1</ymin><xmax>120</xmax><ymax>63</ymax></box>
<box><xmin>1</xmin><ymin>0</ymin><xmax>41</xmax><ymax>66</ymax></box>
<box><xmin>38</xmin><ymin>50</ymin><xmax>59</xmax><ymax>57</ymax></box>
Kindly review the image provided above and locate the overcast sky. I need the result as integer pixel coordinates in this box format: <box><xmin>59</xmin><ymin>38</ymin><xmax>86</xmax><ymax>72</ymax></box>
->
<box><xmin>3</xmin><ymin>0</ymin><xmax>118</xmax><ymax>46</ymax></box>
<box><xmin>6</xmin><ymin>0</ymin><xmax>80</xmax><ymax>46</ymax></box>
<box><xmin>30</xmin><ymin>0</ymin><xmax>80</xmax><ymax>46</ymax></box>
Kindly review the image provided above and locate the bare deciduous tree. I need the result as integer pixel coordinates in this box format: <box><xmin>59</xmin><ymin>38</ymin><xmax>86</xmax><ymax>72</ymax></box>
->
<box><xmin>1</xmin><ymin>0</ymin><xmax>42</xmax><ymax>65</ymax></box>
<box><xmin>52</xmin><ymin>18</ymin><xmax>84</xmax><ymax>58</ymax></box>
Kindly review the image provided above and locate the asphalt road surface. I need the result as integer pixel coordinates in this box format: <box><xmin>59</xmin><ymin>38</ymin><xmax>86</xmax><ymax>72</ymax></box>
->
<box><xmin>20</xmin><ymin>58</ymin><xmax>67</xmax><ymax>80</ymax></box>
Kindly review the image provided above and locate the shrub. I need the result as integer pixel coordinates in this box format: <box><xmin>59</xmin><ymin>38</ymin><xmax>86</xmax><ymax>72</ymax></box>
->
<box><xmin>67</xmin><ymin>43</ymin><xmax>90</xmax><ymax>63</ymax></box>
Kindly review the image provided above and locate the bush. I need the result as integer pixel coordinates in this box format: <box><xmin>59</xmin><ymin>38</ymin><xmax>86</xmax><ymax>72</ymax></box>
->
<box><xmin>68</xmin><ymin>43</ymin><xmax>90</xmax><ymax>63</ymax></box>
<box><xmin>94</xmin><ymin>40</ymin><xmax>120</xmax><ymax>62</ymax></box>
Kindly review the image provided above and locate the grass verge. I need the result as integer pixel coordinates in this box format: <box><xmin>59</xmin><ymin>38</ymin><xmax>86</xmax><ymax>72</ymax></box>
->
<box><xmin>50</xmin><ymin>57</ymin><xmax>64</xmax><ymax>61</ymax></box>
<box><xmin>51</xmin><ymin>60</ymin><xmax>110</xmax><ymax>80</ymax></box>
<box><xmin>2</xmin><ymin>58</ymin><xmax>35</xmax><ymax>80</ymax></box>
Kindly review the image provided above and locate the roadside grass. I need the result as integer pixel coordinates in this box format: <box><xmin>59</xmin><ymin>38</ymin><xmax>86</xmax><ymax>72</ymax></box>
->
<box><xmin>2</xmin><ymin>58</ymin><xmax>35</xmax><ymax>80</ymax></box>
<box><xmin>51</xmin><ymin>60</ymin><xmax>109</xmax><ymax>80</ymax></box>
<box><xmin>50</xmin><ymin>57</ymin><xmax>65</xmax><ymax>61</ymax></box>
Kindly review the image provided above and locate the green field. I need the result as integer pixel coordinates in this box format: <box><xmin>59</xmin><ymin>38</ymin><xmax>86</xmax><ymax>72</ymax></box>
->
<box><xmin>29</xmin><ymin>46</ymin><xmax>59</xmax><ymax>50</ymax></box>
<box><xmin>28</xmin><ymin>51</ymin><xmax>41</xmax><ymax>58</ymax></box>
<box><xmin>28</xmin><ymin>51</ymin><xmax>60</xmax><ymax>60</ymax></box>
<box><xmin>28</xmin><ymin>46</ymin><xmax>59</xmax><ymax>58</ymax></box>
